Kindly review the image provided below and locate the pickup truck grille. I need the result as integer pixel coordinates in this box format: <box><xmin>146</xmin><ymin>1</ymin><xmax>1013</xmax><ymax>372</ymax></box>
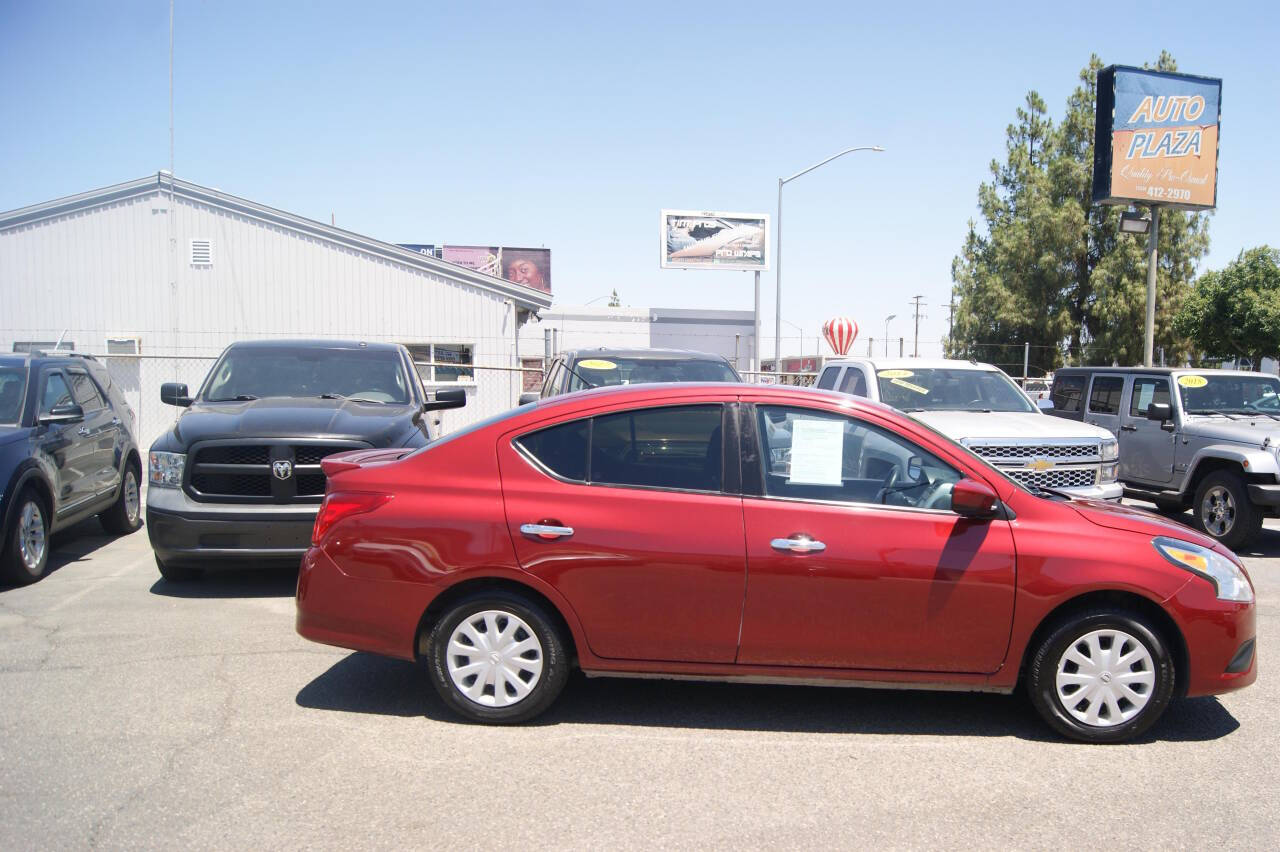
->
<box><xmin>967</xmin><ymin>443</ymin><xmax>1099</xmax><ymax>461</ymax></box>
<box><xmin>964</xmin><ymin>439</ymin><xmax>1103</xmax><ymax>494</ymax></box>
<box><xmin>187</xmin><ymin>441</ymin><xmax>369</xmax><ymax>503</ymax></box>
<box><xmin>1003</xmin><ymin>468</ymin><xmax>1098</xmax><ymax>490</ymax></box>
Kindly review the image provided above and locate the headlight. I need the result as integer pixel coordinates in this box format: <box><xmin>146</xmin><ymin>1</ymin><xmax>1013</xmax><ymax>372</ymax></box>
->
<box><xmin>1100</xmin><ymin>462</ymin><xmax>1119</xmax><ymax>483</ymax></box>
<box><xmin>1100</xmin><ymin>439</ymin><xmax>1119</xmax><ymax>461</ymax></box>
<box><xmin>1153</xmin><ymin>536</ymin><xmax>1253</xmax><ymax>603</ymax></box>
<box><xmin>149</xmin><ymin>451</ymin><xmax>185</xmax><ymax>488</ymax></box>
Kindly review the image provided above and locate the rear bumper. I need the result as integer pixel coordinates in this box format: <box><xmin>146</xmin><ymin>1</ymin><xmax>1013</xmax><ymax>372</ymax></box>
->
<box><xmin>145</xmin><ymin>485</ymin><xmax>318</xmax><ymax>567</ymax></box>
<box><xmin>1246</xmin><ymin>482</ymin><xmax>1280</xmax><ymax>507</ymax></box>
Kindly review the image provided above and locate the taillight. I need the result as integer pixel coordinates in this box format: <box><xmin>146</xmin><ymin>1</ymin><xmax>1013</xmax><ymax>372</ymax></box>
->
<box><xmin>312</xmin><ymin>491</ymin><xmax>392</xmax><ymax>545</ymax></box>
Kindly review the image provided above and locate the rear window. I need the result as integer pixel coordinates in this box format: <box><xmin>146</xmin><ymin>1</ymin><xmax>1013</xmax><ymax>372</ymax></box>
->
<box><xmin>1050</xmin><ymin>375</ymin><xmax>1086</xmax><ymax>413</ymax></box>
<box><xmin>566</xmin><ymin>357</ymin><xmax>738</xmax><ymax>392</ymax></box>
<box><xmin>1088</xmin><ymin>376</ymin><xmax>1125</xmax><ymax>415</ymax></box>
<box><xmin>816</xmin><ymin>367</ymin><xmax>839</xmax><ymax>390</ymax></box>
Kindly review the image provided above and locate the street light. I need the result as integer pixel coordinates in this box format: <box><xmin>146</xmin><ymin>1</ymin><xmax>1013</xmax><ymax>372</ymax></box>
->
<box><xmin>883</xmin><ymin>314</ymin><xmax>896</xmax><ymax>356</ymax></box>
<box><xmin>776</xmin><ymin>145</ymin><xmax>884</xmax><ymax>367</ymax></box>
<box><xmin>1120</xmin><ymin>210</ymin><xmax>1151</xmax><ymax>234</ymax></box>
<box><xmin>781</xmin><ymin>318</ymin><xmax>805</xmax><ymax>359</ymax></box>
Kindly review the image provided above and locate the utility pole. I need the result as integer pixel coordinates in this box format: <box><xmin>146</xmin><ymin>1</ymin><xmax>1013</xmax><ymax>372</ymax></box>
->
<box><xmin>910</xmin><ymin>295</ymin><xmax>926</xmax><ymax>358</ymax></box>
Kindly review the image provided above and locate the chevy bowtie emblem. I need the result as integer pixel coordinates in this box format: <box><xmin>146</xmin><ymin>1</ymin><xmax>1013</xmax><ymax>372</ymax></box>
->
<box><xmin>272</xmin><ymin>459</ymin><xmax>294</xmax><ymax>480</ymax></box>
<box><xmin>1027</xmin><ymin>459</ymin><xmax>1055</xmax><ymax>473</ymax></box>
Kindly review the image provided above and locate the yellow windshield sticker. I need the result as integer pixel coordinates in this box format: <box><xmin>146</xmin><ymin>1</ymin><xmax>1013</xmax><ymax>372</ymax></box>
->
<box><xmin>1177</xmin><ymin>374</ymin><xmax>1208</xmax><ymax>388</ymax></box>
<box><xmin>878</xmin><ymin>369</ymin><xmax>914</xmax><ymax>378</ymax></box>
<box><xmin>890</xmin><ymin>378</ymin><xmax>929</xmax><ymax>394</ymax></box>
<box><xmin>578</xmin><ymin>359</ymin><xmax>617</xmax><ymax>370</ymax></box>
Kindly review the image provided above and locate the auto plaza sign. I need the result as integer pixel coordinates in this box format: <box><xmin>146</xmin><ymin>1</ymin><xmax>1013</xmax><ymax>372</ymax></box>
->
<box><xmin>660</xmin><ymin>210</ymin><xmax>770</xmax><ymax>271</ymax></box>
<box><xmin>1092</xmin><ymin>66</ymin><xmax>1222</xmax><ymax>209</ymax></box>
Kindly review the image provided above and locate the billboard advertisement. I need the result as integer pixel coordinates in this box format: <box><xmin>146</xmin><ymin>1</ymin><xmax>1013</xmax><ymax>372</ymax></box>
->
<box><xmin>1092</xmin><ymin>66</ymin><xmax>1221</xmax><ymax>209</ymax></box>
<box><xmin>661</xmin><ymin>210</ymin><xmax>770</xmax><ymax>271</ymax></box>
<box><xmin>398</xmin><ymin>244</ymin><xmax>551</xmax><ymax>293</ymax></box>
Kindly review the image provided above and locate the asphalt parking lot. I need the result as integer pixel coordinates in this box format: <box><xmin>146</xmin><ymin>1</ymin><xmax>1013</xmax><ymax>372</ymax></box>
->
<box><xmin>1</xmin><ymin>509</ymin><xmax>1276</xmax><ymax>849</ymax></box>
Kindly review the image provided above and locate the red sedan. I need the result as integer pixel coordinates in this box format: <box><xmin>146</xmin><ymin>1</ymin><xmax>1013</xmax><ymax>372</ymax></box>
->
<box><xmin>296</xmin><ymin>383</ymin><xmax>1256</xmax><ymax>743</ymax></box>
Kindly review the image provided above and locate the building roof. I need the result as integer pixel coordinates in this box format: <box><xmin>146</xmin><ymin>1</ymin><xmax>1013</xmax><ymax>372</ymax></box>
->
<box><xmin>0</xmin><ymin>173</ymin><xmax>552</xmax><ymax>312</ymax></box>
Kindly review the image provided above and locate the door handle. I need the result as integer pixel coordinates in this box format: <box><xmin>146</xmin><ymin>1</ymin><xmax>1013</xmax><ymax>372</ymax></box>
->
<box><xmin>520</xmin><ymin>523</ymin><xmax>574</xmax><ymax>540</ymax></box>
<box><xmin>770</xmin><ymin>536</ymin><xmax>826</xmax><ymax>553</ymax></box>
<box><xmin>1120</xmin><ymin>424</ymin><xmax>1138</xmax><ymax>432</ymax></box>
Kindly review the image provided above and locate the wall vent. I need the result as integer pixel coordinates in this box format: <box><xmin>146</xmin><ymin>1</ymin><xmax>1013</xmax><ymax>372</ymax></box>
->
<box><xmin>190</xmin><ymin>239</ymin><xmax>213</xmax><ymax>266</ymax></box>
<box><xmin>105</xmin><ymin>337</ymin><xmax>141</xmax><ymax>355</ymax></box>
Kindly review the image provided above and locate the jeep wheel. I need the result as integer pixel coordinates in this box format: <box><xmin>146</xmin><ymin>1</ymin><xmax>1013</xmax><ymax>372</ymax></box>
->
<box><xmin>1193</xmin><ymin>470</ymin><xmax>1262</xmax><ymax>550</ymax></box>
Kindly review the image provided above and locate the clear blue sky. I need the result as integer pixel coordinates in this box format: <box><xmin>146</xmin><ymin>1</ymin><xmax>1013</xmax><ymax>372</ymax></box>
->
<box><xmin>3</xmin><ymin>0</ymin><xmax>1277</xmax><ymax>358</ymax></box>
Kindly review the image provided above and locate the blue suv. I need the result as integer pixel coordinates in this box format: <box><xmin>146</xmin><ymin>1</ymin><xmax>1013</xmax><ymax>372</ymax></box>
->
<box><xmin>0</xmin><ymin>352</ymin><xmax>142</xmax><ymax>585</ymax></box>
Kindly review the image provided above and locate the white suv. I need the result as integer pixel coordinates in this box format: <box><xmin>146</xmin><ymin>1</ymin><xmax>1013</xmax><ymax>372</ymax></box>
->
<box><xmin>815</xmin><ymin>358</ymin><xmax>1121</xmax><ymax>501</ymax></box>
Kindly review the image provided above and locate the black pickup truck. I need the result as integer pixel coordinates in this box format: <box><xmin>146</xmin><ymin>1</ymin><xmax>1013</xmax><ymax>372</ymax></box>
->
<box><xmin>145</xmin><ymin>339</ymin><xmax>463</xmax><ymax>580</ymax></box>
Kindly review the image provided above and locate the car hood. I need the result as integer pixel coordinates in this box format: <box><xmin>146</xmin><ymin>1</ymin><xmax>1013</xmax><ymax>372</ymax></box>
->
<box><xmin>911</xmin><ymin>410</ymin><xmax>1111</xmax><ymax>442</ymax></box>
<box><xmin>170</xmin><ymin>397</ymin><xmax>419</xmax><ymax>447</ymax></box>
<box><xmin>1068</xmin><ymin>497</ymin><xmax>1220</xmax><ymax>550</ymax></box>
<box><xmin>1181</xmin><ymin>415</ymin><xmax>1280</xmax><ymax>446</ymax></box>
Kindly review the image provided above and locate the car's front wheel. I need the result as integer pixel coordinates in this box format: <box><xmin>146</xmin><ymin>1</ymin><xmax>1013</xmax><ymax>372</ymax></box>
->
<box><xmin>426</xmin><ymin>591</ymin><xmax>569</xmax><ymax>723</ymax></box>
<box><xmin>1</xmin><ymin>489</ymin><xmax>50</xmax><ymax>586</ymax></box>
<box><xmin>1027</xmin><ymin>609</ymin><xmax>1175</xmax><ymax>743</ymax></box>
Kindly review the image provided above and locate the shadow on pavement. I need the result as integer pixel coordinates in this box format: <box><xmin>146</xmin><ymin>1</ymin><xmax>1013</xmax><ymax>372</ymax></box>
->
<box><xmin>297</xmin><ymin>652</ymin><xmax>1239</xmax><ymax>742</ymax></box>
<box><xmin>149</xmin><ymin>563</ymin><xmax>299</xmax><ymax>599</ymax></box>
<box><xmin>1</xmin><ymin>517</ymin><xmax>126</xmax><ymax>591</ymax></box>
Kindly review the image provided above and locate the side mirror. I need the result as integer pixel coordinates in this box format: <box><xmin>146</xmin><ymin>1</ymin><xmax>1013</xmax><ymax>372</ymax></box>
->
<box><xmin>906</xmin><ymin>456</ymin><xmax>924</xmax><ymax>483</ymax></box>
<box><xmin>1036</xmin><ymin>398</ymin><xmax>1055</xmax><ymax>411</ymax></box>
<box><xmin>39</xmin><ymin>402</ymin><xmax>84</xmax><ymax>425</ymax></box>
<box><xmin>160</xmin><ymin>382</ymin><xmax>192</xmax><ymax>407</ymax></box>
<box><xmin>518</xmin><ymin>391</ymin><xmax>540</xmax><ymax>406</ymax></box>
<box><xmin>423</xmin><ymin>388</ymin><xmax>466</xmax><ymax>412</ymax></box>
<box><xmin>951</xmin><ymin>478</ymin><xmax>1000</xmax><ymax>520</ymax></box>
<box><xmin>1146</xmin><ymin>402</ymin><xmax>1172</xmax><ymax>422</ymax></box>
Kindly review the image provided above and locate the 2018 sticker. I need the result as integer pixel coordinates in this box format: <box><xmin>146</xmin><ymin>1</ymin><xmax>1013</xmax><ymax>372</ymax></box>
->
<box><xmin>878</xmin><ymin>369</ymin><xmax>914</xmax><ymax>379</ymax></box>
<box><xmin>1177</xmin><ymin>375</ymin><xmax>1208</xmax><ymax>388</ymax></box>
<box><xmin>578</xmin><ymin>359</ymin><xmax>618</xmax><ymax>370</ymax></box>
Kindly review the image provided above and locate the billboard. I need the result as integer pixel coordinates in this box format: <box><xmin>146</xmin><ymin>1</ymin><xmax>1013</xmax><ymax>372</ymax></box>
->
<box><xmin>661</xmin><ymin>210</ymin><xmax>770</xmax><ymax>271</ymax></box>
<box><xmin>1092</xmin><ymin>66</ymin><xmax>1221</xmax><ymax>209</ymax></box>
<box><xmin>398</xmin><ymin>244</ymin><xmax>551</xmax><ymax>293</ymax></box>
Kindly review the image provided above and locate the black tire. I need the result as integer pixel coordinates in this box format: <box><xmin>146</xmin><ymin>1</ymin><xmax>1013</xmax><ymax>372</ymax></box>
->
<box><xmin>425</xmin><ymin>590</ymin><xmax>569</xmax><ymax>724</ymax></box>
<box><xmin>1</xmin><ymin>488</ymin><xmax>51</xmax><ymax>586</ymax></box>
<box><xmin>1153</xmin><ymin>498</ymin><xmax>1185</xmax><ymax>516</ymax></box>
<box><xmin>99</xmin><ymin>461</ymin><xmax>143</xmax><ymax>535</ymax></box>
<box><xmin>1026</xmin><ymin>609</ymin><xmax>1175</xmax><ymax>743</ymax></box>
<box><xmin>1193</xmin><ymin>469</ymin><xmax>1262</xmax><ymax>550</ymax></box>
<box><xmin>155</xmin><ymin>555</ymin><xmax>202</xmax><ymax>582</ymax></box>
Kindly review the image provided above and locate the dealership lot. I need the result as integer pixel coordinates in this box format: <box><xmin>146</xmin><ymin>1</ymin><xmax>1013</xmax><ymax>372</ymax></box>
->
<box><xmin>0</xmin><ymin>512</ymin><xmax>1275</xmax><ymax>849</ymax></box>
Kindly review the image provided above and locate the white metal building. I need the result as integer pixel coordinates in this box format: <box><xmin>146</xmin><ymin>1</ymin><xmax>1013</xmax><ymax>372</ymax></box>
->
<box><xmin>0</xmin><ymin>173</ymin><xmax>552</xmax><ymax>449</ymax></box>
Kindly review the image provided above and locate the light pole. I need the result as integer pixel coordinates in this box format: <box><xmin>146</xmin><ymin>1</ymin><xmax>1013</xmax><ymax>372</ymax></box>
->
<box><xmin>884</xmin><ymin>314</ymin><xmax>896</xmax><ymax>356</ymax></box>
<box><xmin>776</xmin><ymin>145</ymin><xmax>884</xmax><ymax>369</ymax></box>
<box><xmin>781</xmin><ymin>318</ymin><xmax>805</xmax><ymax>360</ymax></box>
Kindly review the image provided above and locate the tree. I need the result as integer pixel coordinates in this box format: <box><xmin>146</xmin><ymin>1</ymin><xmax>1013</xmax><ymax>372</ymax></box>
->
<box><xmin>949</xmin><ymin>52</ymin><xmax>1210</xmax><ymax>372</ymax></box>
<box><xmin>607</xmin><ymin>289</ymin><xmax>621</xmax><ymax>307</ymax></box>
<box><xmin>1173</xmin><ymin>247</ymin><xmax>1280</xmax><ymax>367</ymax></box>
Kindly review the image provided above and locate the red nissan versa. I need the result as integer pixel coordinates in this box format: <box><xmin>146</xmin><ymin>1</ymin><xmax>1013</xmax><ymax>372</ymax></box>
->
<box><xmin>296</xmin><ymin>383</ymin><xmax>1256</xmax><ymax>743</ymax></box>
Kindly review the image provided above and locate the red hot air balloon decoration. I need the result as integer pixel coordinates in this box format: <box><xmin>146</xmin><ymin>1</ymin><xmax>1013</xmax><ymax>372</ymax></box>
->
<box><xmin>822</xmin><ymin>317</ymin><xmax>858</xmax><ymax>355</ymax></box>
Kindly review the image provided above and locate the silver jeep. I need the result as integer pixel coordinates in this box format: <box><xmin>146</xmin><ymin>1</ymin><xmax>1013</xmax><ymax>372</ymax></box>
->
<box><xmin>1047</xmin><ymin>367</ymin><xmax>1280</xmax><ymax>548</ymax></box>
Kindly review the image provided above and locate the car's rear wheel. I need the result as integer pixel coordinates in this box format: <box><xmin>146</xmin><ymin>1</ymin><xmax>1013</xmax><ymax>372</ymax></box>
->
<box><xmin>426</xmin><ymin>591</ymin><xmax>569</xmax><ymax>723</ymax></box>
<box><xmin>1</xmin><ymin>489</ymin><xmax>50</xmax><ymax>586</ymax></box>
<box><xmin>99</xmin><ymin>462</ymin><xmax>143</xmax><ymax>535</ymax></box>
<box><xmin>1193</xmin><ymin>470</ymin><xmax>1262</xmax><ymax>550</ymax></box>
<box><xmin>155</xmin><ymin>555</ymin><xmax>202</xmax><ymax>582</ymax></box>
<box><xmin>1027</xmin><ymin>609</ymin><xmax>1175</xmax><ymax>743</ymax></box>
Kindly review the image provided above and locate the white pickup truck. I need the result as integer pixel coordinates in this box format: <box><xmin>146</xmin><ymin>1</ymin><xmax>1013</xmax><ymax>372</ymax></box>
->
<box><xmin>815</xmin><ymin>358</ymin><xmax>1121</xmax><ymax>501</ymax></box>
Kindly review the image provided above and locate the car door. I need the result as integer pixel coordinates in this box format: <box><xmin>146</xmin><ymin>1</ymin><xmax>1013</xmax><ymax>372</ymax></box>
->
<box><xmin>498</xmin><ymin>401</ymin><xmax>747</xmax><ymax>663</ymax></box>
<box><xmin>1084</xmin><ymin>373</ymin><xmax>1126</xmax><ymax>436</ymax></box>
<box><xmin>737</xmin><ymin>402</ymin><xmax>1017</xmax><ymax>673</ymax></box>
<box><xmin>36</xmin><ymin>369</ymin><xmax>92</xmax><ymax>512</ymax></box>
<box><xmin>66</xmin><ymin>367</ymin><xmax>121</xmax><ymax>497</ymax></box>
<box><xmin>1119</xmin><ymin>375</ymin><xmax>1175</xmax><ymax>484</ymax></box>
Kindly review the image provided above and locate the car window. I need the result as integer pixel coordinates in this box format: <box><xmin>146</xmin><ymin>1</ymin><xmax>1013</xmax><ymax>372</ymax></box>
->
<box><xmin>816</xmin><ymin>367</ymin><xmax>839</xmax><ymax>390</ymax></box>
<box><xmin>68</xmin><ymin>370</ymin><xmax>106</xmax><ymax>411</ymax></box>
<box><xmin>837</xmin><ymin>368</ymin><xmax>867</xmax><ymax>396</ymax></box>
<box><xmin>754</xmin><ymin>405</ymin><xmax>961</xmax><ymax>510</ymax></box>
<box><xmin>515</xmin><ymin>419</ymin><xmax>588</xmax><ymax>481</ymax></box>
<box><xmin>874</xmin><ymin>367</ymin><xmax>1034</xmax><ymax>412</ymax></box>
<box><xmin>1129</xmin><ymin>378</ymin><xmax>1170</xmax><ymax>417</ymax></box>
<box><xmin>0</xmin><ymin>367</ymin><xmax>27</xmax><ymax>426</ymax></box>
<box><xmin>565</xmin><ymin>357</ymin><xmax>738</xmax><ymax>392</ymax></box>
<box><xmin>201</xmin><ymin>347</ymin><xmax>411</xmax><ymax>404</ymax></box>
<box><xmin>41</xmin><ymin>372</ymin><xmax>73</xmax><ymax>414</ymax></box>
<box><xmin>1050</xmin><ymin>375</ymin><xmax>1086</xmax><ymax>413</ymax></box>
<box><xmin>590</xmin><ymin>405</ymin><xmax>723</xmax><ymax>492</ymax></box>
<box><xmin>1088</xmin><ymin>376</ymin><xmax>1124</xmax><ymax>415</ymax></box>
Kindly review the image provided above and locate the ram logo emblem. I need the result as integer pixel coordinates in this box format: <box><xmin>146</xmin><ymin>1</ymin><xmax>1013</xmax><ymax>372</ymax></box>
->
<box><xmin>272</xmin><ymin>459</ymin><xmax>294</xmax><ymax>480</ymax></box>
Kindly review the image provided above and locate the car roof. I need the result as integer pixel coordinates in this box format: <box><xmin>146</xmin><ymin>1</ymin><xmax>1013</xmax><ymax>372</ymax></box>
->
<box><xmin>224</xmin><ymin>339</ymin><xmax>404</xmax><ymax>352</ymax></box>
<box><xmin>823</xmin><ymin>357</ymin><xmax>1003</xmax><ymax>372</ymax></box>
<box><xmin>0</xmin><ymin>351</ymin><xmax>99</xmax><ymax>369</ymax></box>
<box><xmin>524</xmin><ymin>381</ymin><xmax>899</xmax><ymax>418</ymax></box>
<box><xmin>1053</xmin><ymin>366</ymin><xmax>1271</xmax><ymax>378</ymax></box>
<box><xmin>563</xmin><ymin>347</ymin><xmax>731</xmax><ymax>362</ymax></box>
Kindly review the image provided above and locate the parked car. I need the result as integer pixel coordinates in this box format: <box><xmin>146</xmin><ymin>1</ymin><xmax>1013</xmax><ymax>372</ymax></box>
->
<box><xmin>1</xmin><ymin>351</ymin><xmax>142</xmax><ymax>585</ymax></box>
<box><xmin>1047</xmin><ymin>367</ymin><xmax>1280</xmax><ymax>548</ymax></box>
<box><xmin>520</xmin><ymin>348</ymin><xmax>741</xmax><ymax>404</ymax></box>
<box><xmin>146</xmin><ymin>339</ymin><xmax>464</xmax><ymax>581</ymax></box>
<box><xmin>296</xmin><ymin>382</ymin><xmax>1255</xmax><ymax>743</ymax></box>
<box><xmin>814</xmin><ymin>358</ymin><xmax>1121</xmax><ymax>500</ymax></box>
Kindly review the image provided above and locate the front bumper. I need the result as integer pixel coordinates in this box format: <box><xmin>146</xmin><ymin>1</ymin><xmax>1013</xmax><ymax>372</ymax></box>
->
<box><xmin>1246</xmin><ymin>482</ymin><xmax>1280</xmax><ymax>508</ymax></box>
<box><xmin>1057</xmin><ymin>481</ymin><xmax>1124</xmax><ymax>502</ymax></box>
<box><xmin>145</xmin><ymin>485</ymin><xmax>318</xmax><ymax>567</ymax></box>
<box><xmin>1165</xmin><ymin>575</ymin><xmax>1257</xmax><ymax>698</ymax></box>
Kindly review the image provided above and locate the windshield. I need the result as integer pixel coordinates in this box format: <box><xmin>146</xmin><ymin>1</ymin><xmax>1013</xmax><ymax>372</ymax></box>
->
<box><xmin>566</xmin><ymin>356</ymin><xmax>739</xmax><ymax>392</ymax></box>
<box><xmin>200</xmin><ymin>347</ymin><xmax>412</xmax><ymax>404</ymax></box>
<box><xmin>0</xmin><ymin>366</ymin><xmax>27</xmax><ymax>426</ymax></box>
<box><xmin>1178</xmin><ymin>373</ymin><xmax>1280</xmax><ymax>414</ymax></box>
<box><xmin>875</xmin><ymin>368</ymin><xmax>1035</xmax><ymax>413</ymax></box>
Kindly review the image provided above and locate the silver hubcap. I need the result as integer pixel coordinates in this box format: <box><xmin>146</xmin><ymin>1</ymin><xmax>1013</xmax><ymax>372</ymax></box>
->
<box><xmin>1201</xmin><ymin>485</ymin><xmax>1236</xmax><ymax>537</ymax></box>
<box><xmin>124</xmin><ymin>471</ymin><xmax>140</xmax><ymax>524</ymax></box>
<box><xmin>1056</xmin><ymin>628</ymin><xmax>1155</xmax><ymax>727</ymax></box>
<box><xmin>446</xmin><ymin>610</ymin><xmax>544</xmax><ymax>708</ymax></box>
<box><xmin>18</xmin><ymin>501</ymin><xmax>47</xmax><ymax>573</ymax></box>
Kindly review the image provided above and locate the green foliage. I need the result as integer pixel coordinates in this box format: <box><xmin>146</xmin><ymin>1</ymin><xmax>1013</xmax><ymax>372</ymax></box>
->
<box><xmin>608</xmin><ymin>289</ymin><xmax>622</xmax><ymax>307</ymax></box>
<box><xmin>1173</xmin><ymin>247</ymin><xmax>1280</xmax><ymax>366</ymax></box>
<box><xmin>949</xmin><ymin>52</ymin><xmax>1211</xmax><ymax>372</ymax></box>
